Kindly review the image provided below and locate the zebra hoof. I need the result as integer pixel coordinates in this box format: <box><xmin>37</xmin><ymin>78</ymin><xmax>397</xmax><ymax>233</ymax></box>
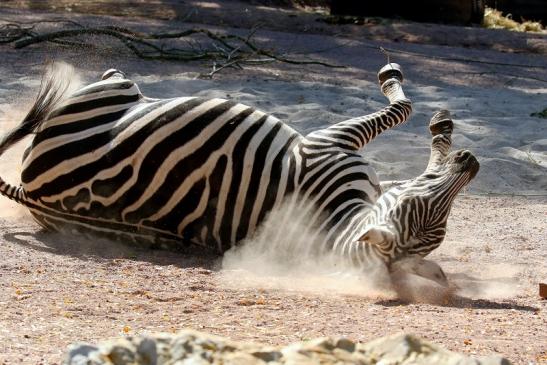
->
<box><xmin>378</xmin><ymin>63</ymin><xmax>403</xmax><ymax>85</ymax></box>
<box><xmin>101</xmin><ymin>69</ymin><xmax>127</xmax><ymax>80</ymax></box>
<box><xmin>429</xmin><ymin>110</ymin><xmax>453</xmax><ymax>136</ymax></box>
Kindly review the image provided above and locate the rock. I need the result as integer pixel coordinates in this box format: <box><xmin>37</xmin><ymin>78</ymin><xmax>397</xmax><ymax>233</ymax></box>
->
<box><xmin>65</xmin><ymin>344</ymin><xmax>99</xmax><ymax>365</ymax></box>
<box><xmin>63</xmin><ymin>329</ymin><xmax>511</xmax><ymax>365</ymax></box>
<box><xmin>358</xmin><ymin>333</ymin><xmax>511</xmax><ymax>365</ymax></box>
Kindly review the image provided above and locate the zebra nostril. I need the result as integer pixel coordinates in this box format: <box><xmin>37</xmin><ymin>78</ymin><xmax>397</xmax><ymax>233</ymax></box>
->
<box><xmin>453</xmin><ymin>150</ymin><xmax>470</xmax><ymax>163</ymax></box>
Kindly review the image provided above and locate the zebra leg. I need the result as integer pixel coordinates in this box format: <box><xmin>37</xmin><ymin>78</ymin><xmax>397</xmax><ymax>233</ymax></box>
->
<box><xmin>304</xmin><ymin>63</ymin><xmax>412</xmax><ymax>151</ymax></box>
<box><xmin>426</xmin><ymin>110</ymin><xmax>453</xmax><ymax>171</ymax></box>
<box><xmin>379</xmin><ymin>110</ymin><xmax>454</xmax><ymax>190</ymax></box>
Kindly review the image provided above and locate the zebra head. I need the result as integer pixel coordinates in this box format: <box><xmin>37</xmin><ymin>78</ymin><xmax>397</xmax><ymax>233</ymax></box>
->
<box><xmin>359</xmin><ymin>110</ymin><xmax>479</xmax><ymax>264</ymax></box>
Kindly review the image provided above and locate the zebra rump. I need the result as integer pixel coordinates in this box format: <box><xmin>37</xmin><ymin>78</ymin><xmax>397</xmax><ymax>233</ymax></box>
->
<box><xmin>1</xmin><ymin>67</ymin><xmax>305</xmax><ymax>251</ymax></box>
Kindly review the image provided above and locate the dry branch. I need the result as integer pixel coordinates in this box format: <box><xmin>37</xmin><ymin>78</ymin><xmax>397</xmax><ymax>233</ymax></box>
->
<box><xmin>0</xmin><ymin>20</ymin><xmax>344</xmax><ymax>77</ymax></box>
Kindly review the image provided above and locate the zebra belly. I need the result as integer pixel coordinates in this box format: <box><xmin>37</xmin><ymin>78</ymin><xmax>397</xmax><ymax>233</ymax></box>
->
<box><xmin>20</xmin><ymin>97</ymin><xmax>300</xmax><ymax>251</ymax></box>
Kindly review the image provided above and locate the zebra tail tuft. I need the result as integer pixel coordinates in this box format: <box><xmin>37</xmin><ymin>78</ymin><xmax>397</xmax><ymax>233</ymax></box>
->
<box><xmin>0</xmin><ymin>62</ymin><xmax>73</xmax><ymax>205</ymax></box>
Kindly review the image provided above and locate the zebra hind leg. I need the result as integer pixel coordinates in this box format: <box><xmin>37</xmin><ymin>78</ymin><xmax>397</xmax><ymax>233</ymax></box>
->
<box><xmin>303</xmin><ymin>63</ymin><xmax>412</xmax><ymax>151</ymax></box>
<box><xmin>426</xmin><ymin>110</ymin><xmax>453</xmax><ymax>170</ymax></box>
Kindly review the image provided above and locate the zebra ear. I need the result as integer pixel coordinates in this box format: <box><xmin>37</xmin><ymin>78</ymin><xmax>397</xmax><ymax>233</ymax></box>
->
<box><xmin>358</xmin><ymin>225</ymin><xmax>395</xmax><ymax>248</ymax></box>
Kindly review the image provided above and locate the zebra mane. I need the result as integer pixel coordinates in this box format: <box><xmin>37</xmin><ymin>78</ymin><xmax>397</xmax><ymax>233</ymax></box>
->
<box><xmin>0</xmin><ymin>63</ymin><xmax>72</xmax><ymax>157</ymax></box>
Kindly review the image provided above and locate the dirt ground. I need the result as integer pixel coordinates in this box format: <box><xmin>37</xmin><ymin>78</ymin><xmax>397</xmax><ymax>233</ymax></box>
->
<box><xmin>0</xmin><ymin>1</ymin><xmax>546</xmax><ymax>364</ymax></box>
<box><xmin>0</xmin><ymin>196</ymin><xmax>546</xmax><ymax>364</ymax></box>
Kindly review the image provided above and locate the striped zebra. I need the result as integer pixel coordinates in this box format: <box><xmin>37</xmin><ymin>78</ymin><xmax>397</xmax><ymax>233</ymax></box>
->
<box><xmin>0</xmin><ymin>63</ymin><xmax>478</xmax><ymax>281</ymax></box>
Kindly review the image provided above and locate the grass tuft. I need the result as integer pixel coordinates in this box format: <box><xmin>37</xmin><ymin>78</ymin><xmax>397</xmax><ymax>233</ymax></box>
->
<box><xmin>482</xmin><ymin>7</ymin><xmax>544</xmax><ymax>33</ymax></box>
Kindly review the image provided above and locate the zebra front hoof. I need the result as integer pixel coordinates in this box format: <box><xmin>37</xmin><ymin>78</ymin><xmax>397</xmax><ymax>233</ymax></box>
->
<box><xmin>378</xmin><ymin>63</ymin><xmax>403</xmax><ymax>85</ymax></box>
<box><xmin>101</xmin><ymin>69</ymin><xmax>127</xmax><ymax>80</ymax></box>
<box><xmin>429</xmin><ymin>110</ymin><xmax>454</xmax><ymax>136</ymax></box>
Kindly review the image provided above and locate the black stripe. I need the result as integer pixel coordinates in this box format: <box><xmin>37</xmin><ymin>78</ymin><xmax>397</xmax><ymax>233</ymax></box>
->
<box><xmin>62</xmin><ymin>187</ymin><xmax>91</xmax><ymax>211</ymax></box>
<box><xmin>306</xmin><ymin>151</ymin><xmax>363</xmax><ymax>173</ymax></box>
<box><xmin>256</xmin><ymin>134</ymin><xmax>298</xmax><ymax>228</ymax></box>
<box><xmin>236</xmin><ymin>121</ymin><xmax>282</xmax><ymax>241</ymax></box>
<box><xmin>91</xmin><ymin>165</ymin><xmax>133</xmax><ymax>198</ymax></box>
<box><xmin>22</xmin><ymin>99</ymin><xmax>173</xmax><ymax>185</ymax></box>
<box><xmin>204</xmin><ymin>154</ymin><xmax>228</xmax><ymax>246</ymax></box>
<box><xmin>52</xmin><ymin>94</ymin><xmax>141</xmax><ymax>117</ymax></box>
<box><xmin>219</xmin><ymin>115</ymin><xmax>268</xmax><ymax>245</ymax></box>
<box><xmin>306</xmin><ymin>132</ymin><xmax>357</xmax><ymax>146</ymax></box>
<box><xmin>22</xmin><ymin>145</ymin><xmax>31</xmax><ymax>163</ymax></box>
<box><xmin>33</xmin><ymin>109</ymin><xmax>129</xmax><ymax>146</ymax></box>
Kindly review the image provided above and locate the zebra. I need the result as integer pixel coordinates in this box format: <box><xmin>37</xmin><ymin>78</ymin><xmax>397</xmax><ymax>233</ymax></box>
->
<box><xmin>0</xmin><ymin>63</ymin><xmax>478</xmax><ymax>284</ymax></box>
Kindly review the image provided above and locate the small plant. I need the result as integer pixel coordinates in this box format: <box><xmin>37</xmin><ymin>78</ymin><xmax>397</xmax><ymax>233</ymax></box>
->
<box><xmin>483</xmin><ymin>7</ymin><xmax>544</xmax><ymax>33</ymax></box>
<box><xmin>530</xmin><ymin>108</ymin><xmax>547</xmax><ymax>119</ymax></box>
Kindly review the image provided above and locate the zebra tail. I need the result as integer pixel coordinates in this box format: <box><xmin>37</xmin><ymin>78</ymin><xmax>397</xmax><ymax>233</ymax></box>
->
<box><xmin>0</xmin><ymin>65</ymin><xmax>72</xmax><ymax>206</ymax></box>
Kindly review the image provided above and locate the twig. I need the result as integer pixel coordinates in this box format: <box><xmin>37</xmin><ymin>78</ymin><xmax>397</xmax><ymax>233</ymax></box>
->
<box><xmin>450</xmin><ymin>71</ymin><xmax>547</xmax><ymax>83</ymax></box>
<box><xmin>0</xmin><ymin>20</ymin><xmax>344</xmax><ymax>77</ymax></box>
<box><xmin>201</xmin><ymin>58</ymin><xmax>243</xmax><ymax>79</ymax></box>
<box><xmin>380</xmin><ymin>46</ymin><xmax>390</xmax><ymax>64</ymax></box>
<box><xmin>375</xmin><ymin>44</ymin><xmax>545</xmax><ymax>70</ymax></box>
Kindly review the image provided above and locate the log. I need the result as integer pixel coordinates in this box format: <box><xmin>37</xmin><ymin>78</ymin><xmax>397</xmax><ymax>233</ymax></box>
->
<box><xmin>330</xmin><ymin>0</ymin><xmax>485</xmax><ymax>24</ymax></box>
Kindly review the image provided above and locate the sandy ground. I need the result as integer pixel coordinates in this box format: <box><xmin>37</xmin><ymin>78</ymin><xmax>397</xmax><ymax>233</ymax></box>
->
<box><xmin>0</xmin><ymin>196</ymin><xmax>545</xmax><ymax>364</ymax></box>
<box><xmin>0</xmin><ymin>2</ymin><xmax>546</xmax><ymax>364</ymax></box>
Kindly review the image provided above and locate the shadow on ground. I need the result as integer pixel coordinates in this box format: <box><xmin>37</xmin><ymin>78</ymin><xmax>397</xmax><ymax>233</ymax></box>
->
<box><xmin>3</xmin><ymin>228</ymin><xmax>220</xmax><ymax>269</ymax></box>
<box><xmin>376</xmin><ymin>292</ymin><xmax>538</xmax><ymax>312</ymax></box>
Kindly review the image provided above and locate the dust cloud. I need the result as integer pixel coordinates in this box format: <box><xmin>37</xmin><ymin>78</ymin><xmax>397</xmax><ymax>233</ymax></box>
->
<box><xmin>219</xmin><ymin>198</ymin><xmax>522</xmax><ymax>303</ymax></box>
<box><xmin>451</xmin><ymin>263</ymin><xmax>523</xmax><ymax>300</ymax></box>
<box><xmin>0</xmin><ymin>62</ymin><xmax>82</xmax><ymax>218</ymax></box>
<box><xmin>220</xmin><ymin>198</ymin><xmax>394</xmax><ymax>298</ymax></box>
